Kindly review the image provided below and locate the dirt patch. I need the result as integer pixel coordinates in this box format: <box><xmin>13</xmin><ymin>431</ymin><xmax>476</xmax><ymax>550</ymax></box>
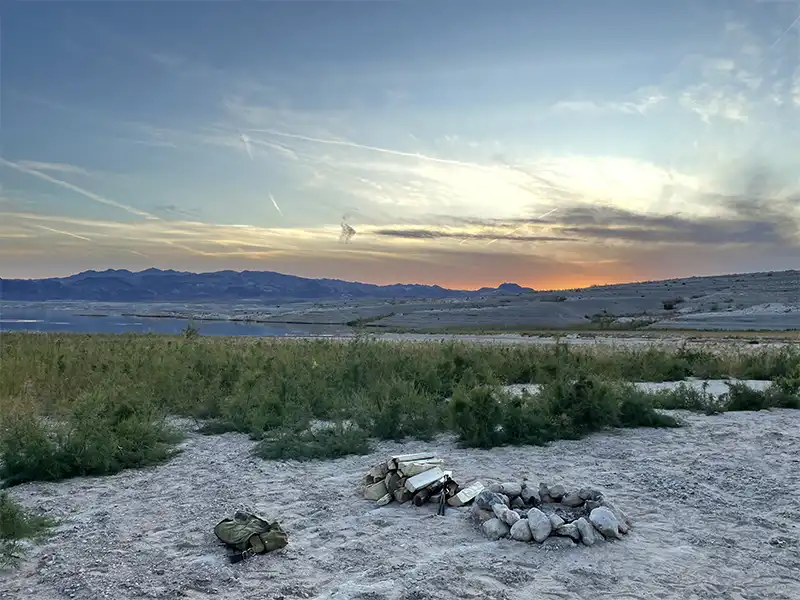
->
<box><xmin>3</xmin><ymin>411</ymin><xmax>800</xmax><ymax>600</ymax></box>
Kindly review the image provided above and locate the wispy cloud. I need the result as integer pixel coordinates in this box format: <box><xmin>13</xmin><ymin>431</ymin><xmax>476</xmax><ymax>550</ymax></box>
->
<box><xmin>31</xmin><ymin>224</ymin><xmax>93</xmax><ymax>242</ymax></box>
<box><xmin>269</xmin><ymin>193</ymin><xmax>284</xmax><ymax>216</ymax></box>
<box><xmin>0</xmin><ymin>159</ymin><xmax>157</xmax><ymax>219</ymax></box>
<box><xmin>15</xmin><ymin>161</ymin><xmax>92</xmax><ymax>177</ymax></box>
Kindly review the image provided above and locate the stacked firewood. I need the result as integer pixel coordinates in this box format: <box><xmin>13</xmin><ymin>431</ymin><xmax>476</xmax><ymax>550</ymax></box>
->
<box><xmin>361</xmin><ymin>453</ymin><xmax>485</xmax><ymax>508</ymax></box>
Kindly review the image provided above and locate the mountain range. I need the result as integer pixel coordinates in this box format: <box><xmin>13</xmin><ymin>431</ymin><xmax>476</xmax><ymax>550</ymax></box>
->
<box><xmin>0</xmin><ymin>268</ymin><xmax>534</xmax><ymax>302</ymax></box>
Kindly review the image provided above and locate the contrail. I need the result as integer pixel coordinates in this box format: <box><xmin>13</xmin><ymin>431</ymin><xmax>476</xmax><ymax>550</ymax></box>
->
<box><xmin>486</xmin><ymin>208</ymin><xmax>559</xmax><ymax>246</ymax></box>
<box><xmin>240</xmin><ymin>133</ymin><xmax>254</xmax><ymax>160</ymax></box>
<box><xmin>1</xmin><ymin>158</ymin><xmax>156</xmax><ymax>219</ymax></box>
<box><xmin>245</xmin><ymin>128</ymin><xmax>493</xmax><ymax>170</ymax></box>
<box><xmin>269</xmin><ymin>193</ymin><xmax>283</xmax><ymax>216</ymax></box>
<box><xmin>32</xmin><ymin>224</ymin><xmax>92</xmax><ymax>242</ymax></box>
<box><xmin>770</xmin><ymin>13</ymin><xmax>800</xmax><ymax>49</ymax></box>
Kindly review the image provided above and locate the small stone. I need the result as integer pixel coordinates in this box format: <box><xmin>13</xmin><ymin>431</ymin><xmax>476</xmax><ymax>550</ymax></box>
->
<box><xmin>509</xmin><ymin>519</ymin><xmax>532</xmax><ymax>542</ymax></box>
<box><xmin>549</xmin><ymin>513</ymin><xmax>565</xmax><ymax>529</ymax></box>
<box><xmin>498</xmin><ymin>494</ymin><xmax>511</xmax><ymax>506</ymax></box>
<box><xmin>513</xmin><ymin>509</ymin><xmax>527</xmax><ymax>518</ymax></box>
<box><xmin>500</xmin><ymin>482</ymin><xmax>522</xmax><ymax>498</ymax></box>
<box><xmin>511</xmin><ymin>496</ymin><xmax>525</xmax><ymax>509</ymax></box>
<box><xmin>538</xmin><ymin>483</ymin><xmax>553</xmax><ymax>503</ymax></box>
<box><xmin>575</xmin><ymin>517</ymin><xmax>599</xmax><ymax>546</ymax></box>
<box><xmin>493</xmin><ymin>503</ymin><xmax>519</xmax><ymax>526</ymax></box>
<box><xmin>470</xmin><ymin>503</ymin><xmax>495</xmax><ymax>523</ymax></box>
<box><xmin>527</xmin><ymin>508</ymin><xmax>552</xmax><ymax>542</ymax></box>
<box><xmin>492</xmin><ymin>503</ymin><xmax>508</xmax><ymax>520</ymax></box>
<box><xmin>541</xmin><ymin>536</ymin><xmax>577</xmax><ymax>550</ymax></box>
<box><xmin>489</xmin><ymin>483</ymin><xmax>504</xmax><ymax>494</ymax></box>
<box><xmin>555</xmin><ymin>523</ymin><xmax>581</xmax><ymax>541</ymax></box>
<box><xmin>561</xmin><ymin>492</ymin><xmax>584</xmax><ymax>507</ymax></box>
<box><xmin>548</xmin><ymin>485</ymin><xmax>566</xmax><ymax>501</ymax></box>
<box><xmin>482</xmin><ymin>518</ymin><xmax>510</xmax><ymax>540</ymax></box>
<box><xmin>504</xmin><ymin>510</ymin><xmax>520</xmax><ymax>527</ymax></box>
<box><xmin>475</xmin><ymin>490</ymin><xmax>508</xmax><ymax>510</ymax></box>
<box><xmin>520</xmin><ymin>487</ymin><xmax>540</xmax><ymax>506</ymax></box>
<box><xmin>589</xmin><ymin>507</ymin><xmax>621</xmax><ymax>539</ymax></box>
<box><xmin>376</xmin><ymin>493</ymin><xmax>393</xmax><ymax>506</ymax></box>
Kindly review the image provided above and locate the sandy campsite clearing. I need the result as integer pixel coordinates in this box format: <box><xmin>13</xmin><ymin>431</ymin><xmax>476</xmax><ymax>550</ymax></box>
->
<box><xmin>4</xmin><ymin>402</ymin><xmax>800</xmax><ymax>600</ymax></box>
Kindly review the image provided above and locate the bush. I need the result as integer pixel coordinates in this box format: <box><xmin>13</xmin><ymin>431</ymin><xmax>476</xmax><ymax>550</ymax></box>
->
<box><xmin>253</xmin><ymin>424</ymin><xmax>371</xmax><ymax>461</ymax></box>
<box><xmin>0</xmin><ymin>386</ymin><xmax>182</xmax><ymax>486</ymax></box>
<box><xmin>1</xmin><ymin>492</ymin><xmax>53</xmax><ymax>568</ymax></box>
<box><xmin>449</xmin><ymin>384</ymin><xmax>505</xmax><ymax>448</ymax></box>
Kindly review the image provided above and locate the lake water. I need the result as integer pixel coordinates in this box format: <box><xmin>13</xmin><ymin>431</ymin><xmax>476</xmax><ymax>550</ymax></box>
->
<box><xmin>0</xmin><ymin>304</ymin><xmax>348</xmax><ymax>337</ymax></box>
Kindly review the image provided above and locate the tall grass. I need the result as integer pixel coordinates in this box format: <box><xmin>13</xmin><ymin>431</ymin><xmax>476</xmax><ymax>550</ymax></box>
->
<box><xmin>1</xmin><ymin>333</ymin><xmax>797</xmax><ymax>474</ymax></box>
<box><xmin>1</xmin><ymin>492</ymin><xmax>53</xmax><ymax>568</ymax></box>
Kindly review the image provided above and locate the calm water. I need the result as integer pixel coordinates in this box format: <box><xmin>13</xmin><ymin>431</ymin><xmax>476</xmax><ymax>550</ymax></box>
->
<box><xmin>0</xmin><ymin>305</ymin><xmax>347</xmax><ymax>337</ymax></box>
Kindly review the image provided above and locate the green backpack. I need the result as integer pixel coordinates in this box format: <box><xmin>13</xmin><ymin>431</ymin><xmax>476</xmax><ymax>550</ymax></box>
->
<box><xmin>214</xmin><ymin>511</ymin><xmax>288</xmax><ymax>563</ymax></box>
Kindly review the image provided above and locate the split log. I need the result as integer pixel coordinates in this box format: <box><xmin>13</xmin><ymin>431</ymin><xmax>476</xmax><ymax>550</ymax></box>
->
<box><xmin>405</xmin><ymin>467</ymin><xmax>445</xmax><ymax>493</ymax></box>
<box><xmin>387</xmin><ymin>453</ymin><xmax>436</xmax><ymax>470</ymax></box>
<box><xmin>412</xmin><ymin>488</ymin><xmax>432</xmax><ymax>506</ymax></box>
<box><xmin>448</xmin><ymin>481</ymin><xmax>485</xmax><ymax>507</ymax></box>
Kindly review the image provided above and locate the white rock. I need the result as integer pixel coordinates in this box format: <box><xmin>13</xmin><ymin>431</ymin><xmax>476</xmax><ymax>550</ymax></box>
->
<box><xmin>555</xmin><ymin>523</ymin><xmax>581</xmax><ymax>541</ymax></box>
<box><xmin>561</xmin><ymin>491</ymin><xmax>584</xmax><ymax>507</ymax></box>
<box><xmin>520</xmin><ymin>487</ymin><xmax>539</xmax><ymax>506</ymax></box>
<box><xmin>500</xmin><ymin>482</ymin><xmax>522</xmax><ymax>497</ymax></box>
<box><xmin>526</xmin><ymin>508</ymin><xmax>552</xmax><ymax>542</ymax></box>
<box><xmin>548</xmin><ymin>484</ymin><xmax>566</xmax><ymax>501</ymax></box>
<box><xmin>492</xmin><ymin>503</ymin><xmax>519</xmax><ymax>526</ymax></box>
<box><xmin>575</xmin><ymin>517</ymin><xmax>599</xmax><ymax>546</ymax></box>
<box><xmin>509</xmin><ymin>519</ymin><xmax>532</xmax><ymax>542</ymax></box>
<box><xmin>590</xmin><ymin>507</ymin><xmax>621</xmax><ymax>539</ymax></box>
<box><xmin>601</xmin><ymin>501</ymin><xmax>631</xmax><ymax>534</ymax></box>
<box><xmin>549</xmin><ymin>513</ymin><xmax>565</xmax><ymax>529</ymax></box>
<box><xmin>541</xmin><ymin>536</ymin><xmax>577</xmax><ymax>550</ymax></box>
<box><xmin>492</xmin><ymin>503</ymin><xmax>508</xmax><ymax>520</ymax></box>
<box><xmin>470</xmin><ymin>503</ymin><xmax>495</xmax><ymax>523</ymax></box>
<box><xmin>482</xmin><ymin>518</ymin><xmax>510</xmax><ymax>540</ymax></box>
<box><xmin>503</xmin><ymin>510</ymin><xmax>520</xmax><ymax>527</ymax></box>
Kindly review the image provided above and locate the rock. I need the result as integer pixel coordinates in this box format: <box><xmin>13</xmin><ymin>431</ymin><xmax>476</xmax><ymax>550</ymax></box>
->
<box><xmin>575</xmin><ymin>517</ymin><xmax>599</xmax><ymax>546</ymax></box>
<box><xmin>493</xmin><ymin>503</ymin><xmax>519</xmax><ymax>527</ymax></box>
<box><xmin>489</xmin><ymin>483</ymin><xmax>504</xmax><ymax>494</ymax></box>
<box><xmin>589</xmin><ymin>507</ymin><xmax>621</xmax><ymax>539</ymax></box>
<box><xmin>601</xmin><ymin>501</ymin><xmax>631</xmax><ymax>534</ymax></box>
<box><xmin>376</xmin><ymin>493</ymin><xmax>393</xmax><ymax>506</ymax></box>
<box><xmin>511</xmin><ymin>496</ymin><xmax>525</xmax><ymax>509</ymax></box>
<box><xmin>586</xmin><ymin>499</ymin><xmax>603</xmax><ymax>512</ymax></box>
<box><xmin>555</xmin><ymin>523</ymin><xmax>581</xmax><ymax>541</ymax></box>
<box><xmin>482</xmin><ymin>518</ymin><xmax>510</xmax><ymax>541</ymax></box>
<box><xmin>498</xmin><ymin>494</ymin><xmax>511</xmax><ymax>506</ymax></box>
<box><xmin>541</xmin><ymin>536</ymin><xmax>577</xmax><ymax>550</ymax></box>
<box><xmin>500</xmin><ymin>482</ymin><xmax>522</xmax><ymax>498</ymax></box>
<box><xmin>578</xmin><ymin>488</ymin><xmax>603</xmax><ymax>502</ymax></box>
<box><xmin>538</xmin><ymin>483</ymin><xmax>553</xmax><ymax>503</ymax></box>
<box><xmin>520</xmin><ymin>486</ymin><xmax>540</xmax><ymax>507</ymax></box>
<box><xmin>548</xmin><ymin>485</ymin><xmax>566</xmax><ymax>502</ymax></box>
<box><xmin>475</xmin><ymin>490</ymin><xmax>508</xmax><ymax>511</ymax></box>
<box><xmin>513</xmin><ymin>509</ymin><xmax>527</xmax><ymax>518</ymax></box>
<box><xmin>561</xmin><ymin>492</ymin><xmax>584</xmax><ymax>507</ymax></box>
<box><xmin>470</xmin><ymin>503</ymin><xmax>495</xmax><ymax>524</ymax></box>
<box><xmin>510</xmin><ymin>519</ymin><xmax>533</xmax><ymax>542</ymax></box>
<box><xmin>527</xmin><ymin>508</ymin><xmax>552</xmax><ymax>542</ymax></box>
<box><xmin>549</xmin><ymin>514</ymin><xmax>565</xmax><ymax>530</ymax></box>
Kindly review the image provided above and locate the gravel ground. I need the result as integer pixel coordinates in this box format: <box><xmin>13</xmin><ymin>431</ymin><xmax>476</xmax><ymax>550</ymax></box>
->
<box><xmin>3</xmin><ymin>410</ymin><xmax>800</xmax><ymax>600</ymax></box>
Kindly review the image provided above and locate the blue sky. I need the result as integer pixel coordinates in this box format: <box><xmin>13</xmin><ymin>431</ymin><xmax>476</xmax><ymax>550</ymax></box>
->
<box><xmin>2</xmin><ymin>0</ymin><xmax>799</xmax><ymax>289</ymax></box>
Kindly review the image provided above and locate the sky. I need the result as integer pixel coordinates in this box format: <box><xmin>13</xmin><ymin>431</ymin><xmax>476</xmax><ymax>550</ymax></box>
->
<box><xmin>2</xmin><ymin>0</ymin><xmax>799</xmax><ymax>290</ymax></box>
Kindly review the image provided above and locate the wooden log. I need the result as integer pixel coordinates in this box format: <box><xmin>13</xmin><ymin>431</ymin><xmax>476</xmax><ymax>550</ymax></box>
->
<box><xmin>387</xmin><ymin>453</ymin><xmax>436</xmax><ymax>470</ymax></box>
<box><xmin>376</xmin><ymin>493</ymin><xmax>393</xmax><ymax>506</ymax></box>
<box><xmin>448</xmin><ymin>481</ymin><xmax>485</xmax><ymax>507</ymax></box>
<box><xmin>405</xmin><ymin>467</ymin><xmax>445</xmax><ymax>493</ymax></box>
<box><xmin>384</xmin><ymin>471</ymin><xmax>402</xmax><ymax>493</ymax></box>
<box><xmin>394</xmin><ymin>487</ymin><xmax>413</xmax><ymax>504</ymax></box>
<box><xmin>369</xmin><ymin>462</ymin><xmax>389</xmax><ymax>480</ymax></box>
<box><xmin>364</xmin><ymin>480</ymin><xmax>388</xmax><ymax>501</ymax></box>
<box><xmin>412</xmin><ymin>488</ymin><xmax>432</xmax><ymax>506</ymax></box>
<box><xmin>398</xmin><ymin>459</ymin><xmax>444</xmax><ymax>477</ymax></box>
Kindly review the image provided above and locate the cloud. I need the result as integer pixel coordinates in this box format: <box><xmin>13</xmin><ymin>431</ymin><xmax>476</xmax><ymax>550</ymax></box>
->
<box><xmin>31</xmin><ymin>224</ymin><xmax>93</xmax><ymax>242</ymax></box>
<box><xmin>0</xmin><ymin>159</ymin><xmax>157</xmax><ymax>219</ymax></box>
<box><xmin>15</xmin><ymin>161</ymin><xmax>92</xmax><ymax>176</ymax></box>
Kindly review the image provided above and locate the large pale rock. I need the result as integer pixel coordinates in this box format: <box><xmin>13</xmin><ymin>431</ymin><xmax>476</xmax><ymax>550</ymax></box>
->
<box><xmin>500</xmin><ymin>482</ymin><xmax>522</xmax><ymax>498</ymax></box>
<box><xmin>575</xmin><ymin>517</ymin><xmax>599</xmax><ymax>546</ymax></box>
<box><xmin>578</xmin><ymin>488</ymin><xmax>603</xmax><ymax>502</ymax></box>
<box><xmin>527</xmin><ymin>508</ymin><xmax>552</xmax><ymax>543</ymax></box>
<box><xmin>549</xmin><ymin>513</ymin><xmax>565</xmax><ymax>530</ymax></box>
<box><xmin>601</xmin><ymin>501</ymin><xmax>631</xmax><ymax>534</ymax></box>
<box><xmin>589</xmin><ymin>507</ymin><xmax>621</xmax><ymax>539</ymax></box>
<box><xmin>482</xmin><ymin>518</ymin><xmax>510</xmax><ymax>540</ymax></box>
<box><xmin>509</xmin><ymin>519</ymin><xmax>532</xmax><ymax>542</ymax></box>
<box><xmin>561</xmin><ymin>491</ymin><xmax>584</xmax><ymax>507</ymax></box>
<box><xmin>555</xmin><ymin>523</ymin><xmax>581</xmax><ymax>541</ymax></box>
<box><xmin>492</xmin><ymin>503</ymin><xmax>520</xmax><ymax>527</ymax></box>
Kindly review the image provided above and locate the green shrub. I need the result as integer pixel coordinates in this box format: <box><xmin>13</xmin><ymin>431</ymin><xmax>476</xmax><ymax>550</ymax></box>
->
<box><xmin>449</xmin><ymin>384</ymin><xmax>504</xmax><ymax>448</ymax></box>
<box><xmin>253</xmin><ymin>424</ymin><xmax>371</xmax><ymax>461</ymax></box>
<box><xmin>1</xmin><ymin>492</ymin><xmax>53</xmax><ymax>568</ymax></box>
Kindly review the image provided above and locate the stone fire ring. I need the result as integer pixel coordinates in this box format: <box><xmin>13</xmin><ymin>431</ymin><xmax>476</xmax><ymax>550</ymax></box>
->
<box><xmin>470</xmin><ymin>482</ymin><xmax>632</xmax><ymax>548</ymax></box>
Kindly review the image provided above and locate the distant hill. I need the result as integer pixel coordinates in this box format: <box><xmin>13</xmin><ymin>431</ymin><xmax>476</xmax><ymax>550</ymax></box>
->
<box><xmin>0</xmin><ymin>268</ymin><xmax>536</xmax><ymax>302</ymax></box>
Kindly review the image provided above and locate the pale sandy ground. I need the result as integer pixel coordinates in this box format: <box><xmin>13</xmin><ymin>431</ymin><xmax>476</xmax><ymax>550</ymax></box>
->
<box><xmin>3</xmin><ymin>381</ymin><xmax>800</xmax><ymax>600</ymax></box>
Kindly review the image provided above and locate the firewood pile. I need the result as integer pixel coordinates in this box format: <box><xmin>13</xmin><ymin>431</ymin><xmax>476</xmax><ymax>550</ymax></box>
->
<box><xmin>361</xmin><ymin>453</ymin><xmax>485</xmax><ymax>509</ymax></box>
